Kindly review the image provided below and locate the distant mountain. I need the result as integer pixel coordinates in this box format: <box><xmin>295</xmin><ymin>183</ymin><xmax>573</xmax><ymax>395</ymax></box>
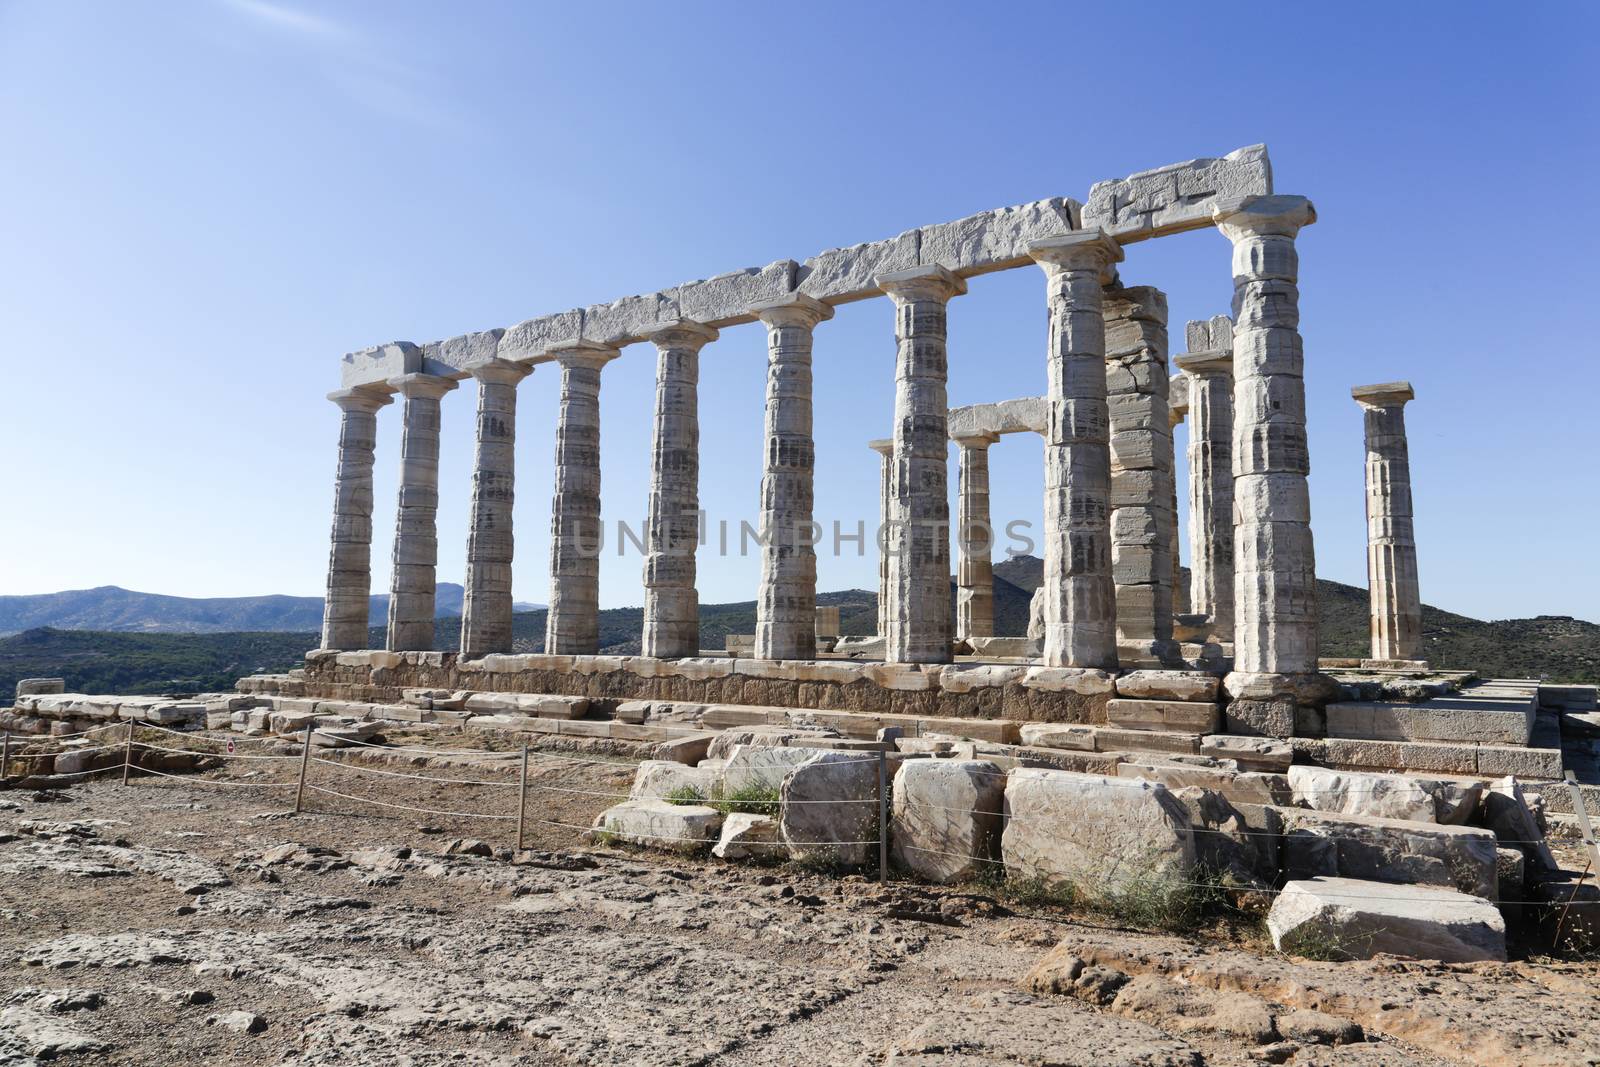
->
<box><xmin>1</xmin><ymin>557</ymin><xmax>1594</xmax><ymax>697</ymax></box>
<box><xmin>0</xmin><ymin>584</ymin><xmax>543</xmax><ymax>636</ymax></box>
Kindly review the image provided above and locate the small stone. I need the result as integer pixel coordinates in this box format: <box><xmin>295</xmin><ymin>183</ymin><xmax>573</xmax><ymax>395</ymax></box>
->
<box><xmin>212</xmin><ymin>1010</ymin><xmax>267</xmax><ymax>1034</ymax></box>
<box><xmin>443</xmin><ymin>838</ymin><xmax>494</xmax><ymax>858</ymax></box>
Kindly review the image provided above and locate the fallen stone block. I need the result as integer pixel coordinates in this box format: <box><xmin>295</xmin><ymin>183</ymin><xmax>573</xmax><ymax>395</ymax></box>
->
<box><xmin>705</xmin><ymin>725</ymin><xmax>836</xmax><ymax>761</ymax></box>
<box><xmin>1267</xmin><ymin>876</ymin><xmax>1506</xmax><ymax>963</ymax></box>
<box><xmin>720</xmin><ymin>745</ymin><xmax>818</xmax><ymax>794</ymax></box>
<box><xmin>1017</xmin><ymin>723</ymin><xmax>1097</xmax><ymax>751</ymax></box>
<box><xmin>594</xmin><ymin>800</ymin><xmax>722</xmax><ymax>853</ymax></box>
<box><xmin>629</xmin><ymin>760</ymin><xmax>719</xmax><ymax>802</ymax></box>
<box><xmin>1483</xmin><ymin>775</ymin><xmax>1557</xmax><ymax>872</ymax></box>
<box><xmin>462</xmin><ymin>693</ymin><xmax>590</xmax><ymax>719</ymax></box>
<box><xmin>1001</xmin><ymin>768</ymin><xmax>1193</xmax><ymax>894</ymax></box>
<box><xmin>712</xmin><ymin>813</ymin><xmax>782</xmax><ymax>861</ymax></box>
<box><xmin>891</xmin><ymin>759</ymin><xmax>1004</xmax><ymax>884</ymax></box>
<box><xmin>651</xmin><ymin>731</ymin><xmax>716</xmax><ymax>765</ymax></box>
<box><xmin>1272</xmin><ymin>806</ymin><xmax>1498</xmax><ymax>898</ymax></box>
<box><xmin>780</xmin><ymin>751</ymin><xmax>880</xmax><ymax>868</ymax></box>
<box><xmin>15</xmin><ymin>678</ymin><xmax>66</xmax><ymax>698</ymax></box>
<box><xmin>1117</xmin><ymin>762</ymin><xmax>1291</xmax><ymax>807</ymax></box>
<box><xmin>1286</xmin><ymin>765</ymin><xmax>1481</xmax><ymax>825</ymax></box>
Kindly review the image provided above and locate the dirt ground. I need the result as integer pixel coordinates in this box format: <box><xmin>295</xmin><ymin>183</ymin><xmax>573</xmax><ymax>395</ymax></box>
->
<box><xmin>1</xmin><ymin>733</ymin><xmax>1598</xmax><ymax>1066</ymax></box>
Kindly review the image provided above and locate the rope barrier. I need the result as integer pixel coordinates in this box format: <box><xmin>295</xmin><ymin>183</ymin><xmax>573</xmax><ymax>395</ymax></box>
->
<box><xmin>135</xmin><ymin>766</ymin><xmax>297</xmax><ymax>789</ymax></box>
<box><xmin>308</xmin><ymin>756</ymin><xmax>517</xmax><ymax>789</ymax></box>
<box><xmin>303</xmin><ymin>782</ymin><xmax>516</xmax><ymax>821</ymax></box>
<box><xmin>133</xmin><ymin>739</ymin><xmax>296</xmax><ymax>762</ymax></box>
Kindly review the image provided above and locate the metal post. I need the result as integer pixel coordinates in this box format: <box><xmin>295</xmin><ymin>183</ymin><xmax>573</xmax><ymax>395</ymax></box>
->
<box><xmin>1</xmin><ymin>732</ymin><xmax>10</xmax><ymax>779</ymax></box>
<box><xmin>515</xmin><ymin>744</ymin><xmax>530</xmax><ymax>852</ymax></box>
<box><xmin>877</xmin><ymin>749</ymin><xmax>888</xmax><ymax>883</ymax></box>
<box><xmin>294</xmin><ymin>726</ymin><xmax>314</xmax><ymax>814</ymax></box>
<box><xmin>121</xmin><ymin>720</ymin><xmax>135</xmax><ymax>785</ymax></box>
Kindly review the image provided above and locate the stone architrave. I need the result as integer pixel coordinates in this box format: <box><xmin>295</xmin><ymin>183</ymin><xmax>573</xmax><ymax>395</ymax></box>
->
<box><xmin>459</xmin><ymin>359</ymin><xmax>532</xmax><ymax>659</ymax></box>
<box><xmin>545</xmin><ymin>340</ymin><xmax>619</xmax><ymax>656</ymax></box>
<box><xmin>384</xmin><ymin>373</ymin><xmax>457</xmax><ymax>652</ymax></box>
<box><xmin>750</xmin><ymin>294</ymin><xmax>833</xmax><ymax>660</ymax></box>
<box><xmin>1213</xmin><ymin>195</ymin><xmax>1319</xmax><ymax>676</ymax></box>
<box><xmin>640</xmin><ymin>320</ymin><xmax>718</xmax><ymax>659</ymax></box>
<box><xmin>1175</xmin><ymin>320</ymin><xmax>1236</xmax><ymax>643</ymax></box>
<box><xmin>869</xmin><ymin>438</ymin><xmax>894</xmax><ymax>637</ymax></box>
<box><xmin>1166</xmin><ymin>373</ymin><xmax>1189</xmax><ymax>616</ymax></box>
<box><xmin>877</xmin><ymin>265</ymin><xmax>967</xmax><ymax>665</ymax></box>
<box><xmin>1353</xmin><ymin>381</ymin><xmax>1421</xmax><ymax>662</ymax></box>
<box><xmin>955</xmin><ymin>432</ymin><xmax>998</xmax><ymax>641</ymax></box>
<box><xmin>1028</xmin><ymin>232</ymin><xmax>1123</xmax><ymax>669</ymax></box>
<box><xmin>1103</xmin><ymin>285</ymin><xmax>1176</xmax><ymax>664</ymax></box>
<box><xmin>320</xmin><ymin>386</ymin><xmax>393</xmax><ymax>650</ymax></box>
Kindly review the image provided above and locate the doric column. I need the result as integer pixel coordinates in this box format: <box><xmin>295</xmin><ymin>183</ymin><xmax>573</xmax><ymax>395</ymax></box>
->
<box><xmin>750</xmin><ymin>295</ymin><xmax>833</xmax><ymax>660</ymax></box>
<box><xmin>1175</xmin><ymin>334</ymin><xmax>1236</xmax><ymax>644</ymax></box>
<box><xmin>385</xmin><ymin>373</ymin><xmax>458</xmax><ymax>652</ymax></box>
<box><xmin>320</xmin><ymin>387</ymin><xmax>392</xmax><ymax>650</ymax></box>
<box><xmin>1354</xmin><ymin>382</ymin><xmax>1422</xmax><ymax>663</ymax></box>
<box><xmin>1104</xmin><ymin>285</ymin><xmax>1176</xmax><ymax>664</ymax></box>
<box><xmin>1166</xmin><ymin>375</ymin><xmax>1190</xmax><ymax>616</ymax></box>
<box><xmin>545</xmin><ymin>340</ymin><xmax>619</xmax><ymax>656</ymax></box>
<box><xmin>877</xmin><ymin>266</ymin><xmax>966</xmax><ymax>665</ymax></box>
<box><xmin>1214</xmin><ymin>195</ymin><xmax>1319</xmax><ymax>676</ymax></box>
<box><xmin>1028</xmin><ymin>233</ymin><xmax>1123</xmax><ymax>669</ymax></box>
<box><xmin>459</xmin><ymin>359</ymin><xmax>531</xmax><ymax>659</ymax></box>
<box><xmin>954</xmin><ymin>432</ymin><xmax>997</xmax><ymax>642</ymax></box>
<box><xmin>640</xmin><ymin>320</ymin><xmax>718</xmax><ymax>659</ymax></box>
<box><xmin>868</xmin><ymin>438</ymin><xmax>894</xmax><ymax>638</ymax></box>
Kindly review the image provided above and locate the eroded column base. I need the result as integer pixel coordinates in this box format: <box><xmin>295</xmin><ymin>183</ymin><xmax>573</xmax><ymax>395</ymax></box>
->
<box><xmin>1223</xmin><ymin>671</ymin><xmax>1341</xmax><ymax>739</ymax></box>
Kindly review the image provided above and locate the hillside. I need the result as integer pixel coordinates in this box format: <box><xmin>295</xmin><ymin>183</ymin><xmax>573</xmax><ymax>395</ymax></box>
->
<box><xmin>0</xmin><ymin>584</ymin><xmax>541</xmax><ymax>635</ymax></box>
<box><xmin>2</xmin><ymin>558</ymin><xmax>1594</xmax><ymax>697</ymax></box>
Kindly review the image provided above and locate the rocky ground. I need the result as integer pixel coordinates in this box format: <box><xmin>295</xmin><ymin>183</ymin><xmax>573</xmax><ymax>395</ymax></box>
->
<box><xmin>1</xmin><ymin>739</ymin><xmax>1598</xmax><ymax>1066</ymax></box>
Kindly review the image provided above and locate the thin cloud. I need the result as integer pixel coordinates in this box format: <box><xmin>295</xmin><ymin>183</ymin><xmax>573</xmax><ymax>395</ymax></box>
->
<box><xmin>219</xmin><ymin>0</ymin><xmax>466</xmax><ymax>134</ymax></box>
<box><xmin>223</xmin><ymin>0</ymin><xmax>348</xmax><ymax>40</ymax></box>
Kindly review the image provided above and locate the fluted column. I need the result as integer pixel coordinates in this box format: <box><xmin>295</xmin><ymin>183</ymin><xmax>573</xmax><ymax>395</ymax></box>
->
<box><xmin>1214</xmin><ymin>195</ymin><xmax>1319</xmax><ymax>675</ymax></box>
<box><xmin>640</xmin><ymin>320</ymin><xmax>717</xmax><ymax>659</ymax></box>
<box><xmin>320</xmin><ymin>387</ymin><xmax>392</xmax><ymax>650</ymax></box>
<box><xmin>869</xmin><ymin>438</ymin><xmax>893</xmax><ymax>638</ymax></box>
<box><xmin>1028</xmin><ymin>232</ymin><xmax>1123</xmax><ymax>669</ymax></box>
<box><xmin>460</xmin><ymin>359</ymin><xmax>531</xmax><ymax>659</ymax></box>
<box><xmin>1354</xmin><ymin>382</ymin><xmax>1422</xmax><ymax>663</ymax></box>
<box><xmin>1166</xmin><ymin>376</ymin><xmax>1190</xmax><ymax>616</ymax></box>
<box><xmin>1104</xmin><ymin>285</ymin><xmax>1176</xmax><ymax>664</ymax></box>
<box><xmin>545</xmin><ymin>340</ymin><xmax>619</xmax><ymax>655</ymax></box>
<box><xmin>878</xmin><ymin>266</ymin><xmax>966</xmax><ymax>665</ymax></box>
<box><xmin>750</xmin><ymin>295</ymin><xmax>833</xmax><ymax>660</ymax></box>
<box><xmin>955</xmin><ymin>433</ymin><xmax>997</xmax><ymax>642</ymax></box>
<box><xmin>385</xmin><ymin>373</ymin><xmax>458</xmax><ymax>651</ymax></box>
<box><xmin>1175</xmin><ymin>338</ymin><xmax>1235</xmax><ymax>643</ymax></box>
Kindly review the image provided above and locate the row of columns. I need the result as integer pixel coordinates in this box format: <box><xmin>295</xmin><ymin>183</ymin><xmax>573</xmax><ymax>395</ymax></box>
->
<box><xmin>323</xmin><ymin>198</ymin><xmax>1321</xmax><ymax>676</ymax></box>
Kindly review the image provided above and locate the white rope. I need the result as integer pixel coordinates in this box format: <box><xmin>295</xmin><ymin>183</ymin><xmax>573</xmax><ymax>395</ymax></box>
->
<box><xmin>134</xmin><ymin>739</ymin><xmax>297</xmax><ymax>762</ymax></box>
<box><xmin>134</xmin><ymin>766</ymin><xmax>296</xmax><ymax>790</ymax></box>
<box><xmin>304</xmin><ymin>782</ymin><xmax>516</xmax><ymax>820</ymax></box>
<box><xmin>309</xmin><ymin>756</ymin><xmax>516</xmax><ymax>789</ymax></box>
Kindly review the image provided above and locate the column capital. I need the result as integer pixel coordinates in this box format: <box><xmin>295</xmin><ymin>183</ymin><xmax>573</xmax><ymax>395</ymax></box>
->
<box><xmin>1027</xmin><ymin>230</ymin><xmax>1123</xmax><ymax>278</ymax></box>
<box><xmin>1213</xmin><ymin>194</ymin><xmax>1317</xmax><ymax>241</ymax></box>
<box><xmin>1174</xmin><ymin>349</ymin><xmax>1234</xmax><ymax>377</ymax></box>
<box><xmin>875</xmin><ymin>264</ymin><xmax>967</xmax><ymax>304</ymax></box>
<box><xmin>549</xmin><ymin>338</ymin><xmax>621</xmax><ymax>370</ymax></box>
<box><xmin>386</xmin><ymin>372</ymin><xmax>459</xmax><ymax>400</ymax></box>
<box><xmin>951</xmin><ymin>430</ymin><xmax>999</xmax><ymax>449</ymax></box>
<box><xmin>1351</xmin><ymin>380</ymin><xmax>1415</xmax><ymax>409</ymax></box>
<box><xmin>327</xmin><ymin>386</ymin><xmax>393</xmax><ymax>414</ymax></box>
<box><xmin>750</xmin><ymin>292</ymin><xmax>834</xmax><ymax>330</ymax></box>
<box><xmin>640</xmin><ymin>318</ymin><xmax>719</xmax><ymax>349</ymax></box>
<box><xmin>466</xmin><ymin>358</ymin><xmax>533</xmax><ymax>387</ymax></box>
<box><xmin>868</xmin><ymin>437</ymin><xmax>894</xmax><ymax>457</ymax></box>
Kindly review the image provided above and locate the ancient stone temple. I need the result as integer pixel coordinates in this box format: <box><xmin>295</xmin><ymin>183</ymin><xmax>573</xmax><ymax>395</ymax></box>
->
<box><xmin>311</xmin><ymin>144</ymin><xmax>1353</xmax><ymax>734</ymax></box>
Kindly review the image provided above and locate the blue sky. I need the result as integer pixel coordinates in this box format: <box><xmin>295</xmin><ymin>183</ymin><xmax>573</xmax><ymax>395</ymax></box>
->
<box><xmin>1</xmin><ymin>1</ymin><xmax>1595</xmax><ymax>621</ymax></box>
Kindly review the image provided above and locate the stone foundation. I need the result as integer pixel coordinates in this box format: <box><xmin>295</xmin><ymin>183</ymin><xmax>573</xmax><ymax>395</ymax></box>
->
<box><xmin>267</xmin><ymin>650</ymin><xmax>1123</xmax><ymax>725</ymax></box>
